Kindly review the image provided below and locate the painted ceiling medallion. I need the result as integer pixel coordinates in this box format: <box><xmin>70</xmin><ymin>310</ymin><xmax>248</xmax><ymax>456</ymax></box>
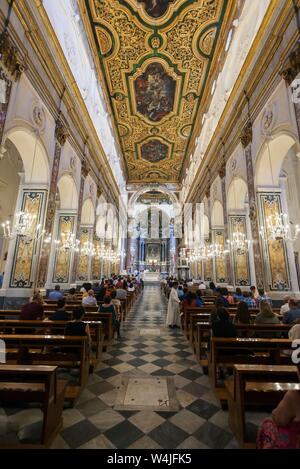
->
<box><xmin>137</xmin><ymin>0</ymin><xmax>175</xmax><ymax>19</ymax></box>
<box><xmin>83</xmin><ymin>0</ymin><xmax>232</xmax><ymax>183</ymax></box>
<box><xmin>134</xmin><ymin>63</ymin><xmax>176</xmax><ymax>122</ymax></box>
<box><xmin>141</xmin><ymin>139</ymin><xmax>169</xmax><ymax>163</ymax></box>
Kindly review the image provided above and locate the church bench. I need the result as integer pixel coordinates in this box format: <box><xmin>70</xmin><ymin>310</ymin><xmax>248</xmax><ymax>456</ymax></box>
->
<box><xmin>195</xmin><ymin>322</ymin><xmax>292</xmax><ymax>364</ymax></box>
<box><xmin>209</xmin><ymin>337</ymin><xmax>293</xmax><ymax>405</ymax></box>
<box><xmin>0</xmin><ymin>310</ymin><xmax>113</xmax><ymax>350</ymax></box>
<box><xmin>1</xmin><ymin>334</ymin><xmax>90</xmax><ymax>404</ymax></box>
<box><xmin>186</xmin><ymin>308</ymin><xmax>282</xmax><ymax>343</ymax></box>
<box><xmin>0</xmin><ymin>319</ymin><xmax>104</xmax><ymax>361</ymax></box>
<box><xmin>0</xmin><ymin>364</ymin><xmax>67</xmax><ymax>448</ymax></box>
<box><xmin>225</xmin><ymin>364</ymin><xmax>299</xmax><ymax>448</ymax></box>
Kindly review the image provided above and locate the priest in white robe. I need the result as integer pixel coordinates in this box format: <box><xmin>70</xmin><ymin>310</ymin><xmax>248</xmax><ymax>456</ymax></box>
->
<box><xmin>166</xmin><ymin>282</ymin><xmax>181</xmax><ymax>328</ymax></box>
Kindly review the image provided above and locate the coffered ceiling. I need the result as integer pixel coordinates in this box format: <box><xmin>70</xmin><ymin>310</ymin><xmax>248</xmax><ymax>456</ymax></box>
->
<box><xmin>81</xmin><ymin>0</ymin><xmax>235</xmax><ymax>184</ymax></box>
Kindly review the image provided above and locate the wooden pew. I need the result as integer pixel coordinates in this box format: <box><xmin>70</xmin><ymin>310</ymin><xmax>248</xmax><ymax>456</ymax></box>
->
<box><xmin>0</xmin><ymin>311</ymin><xmax>113</xmax><ymax>350</ymax></box>
<box><xmin>225</xmin><ymin>364</ymin><xmax>299</xmax><ymax>448</ymax></box>
<box><xmin>1</xmin><ymin>334</ymin><xmax>90</xmax><ymax>404</ymax></box>
<box><xmin>196</xmin><ymin>322</ymin><xmax>292</xmax><ymax>366</ymax></box>
<box><xmin>0</xmin><ymin>364</ymin><xmax>67</xmax><ymax>448</ymax></box>
<box><xmin>209</xmin><ymin>337</ymin><xmax>293</xmax><ymax>405</ymax></box>
<box><xmin>0</xmin><ymin>319</ymin><xmax>104</xmax><ymax>361</ymax></box>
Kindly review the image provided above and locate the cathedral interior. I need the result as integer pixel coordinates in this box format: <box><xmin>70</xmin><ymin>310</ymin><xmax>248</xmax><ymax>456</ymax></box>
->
<box><xmin>0</xmin><ymin>0</ymin><xmax>300</xmax><ymax>452</ymax></box>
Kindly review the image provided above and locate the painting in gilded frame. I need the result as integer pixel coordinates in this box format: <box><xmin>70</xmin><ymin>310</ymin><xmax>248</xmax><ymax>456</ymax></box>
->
<box><xmin>136</xmin><ymin>0</ymin><xmax>175</xmax><ymax>19</ymax></box>
<box><xmin>134</xmin><ymin>63</ymin><xmax>176</xmax><ymax>122</ymax></box>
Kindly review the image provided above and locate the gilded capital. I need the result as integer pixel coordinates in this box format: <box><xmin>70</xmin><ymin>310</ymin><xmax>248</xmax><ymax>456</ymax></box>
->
<box><xmin>55</xmin><ymin>119</ymin><xmax>68</xmax><ymax>146</ymax></box>
<box><xmin>280</xmin><ymin>43</ymin><xmax>300</xmax><ymax>85</ymax></box>
<box><xmin>81</xmin><ymin>160</ymin><xmax>90</xmax><ymax>178</ymax></box>
<box><xmin>0</xmin><ymin>31</ymin><xmax>24</xmax><ymax>81</ymax></box>
<box><xmin>240</xmin><ymin>121</ymin><xmax>253</xmax><ymax>148</ymax></box>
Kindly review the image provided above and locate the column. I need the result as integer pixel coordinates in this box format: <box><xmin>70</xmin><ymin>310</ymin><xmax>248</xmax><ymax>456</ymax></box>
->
<box><xmin>45</xmin><ymin>210</ymin><xmax>78</xmax><ymax>289</ymax></box>
<box><xmin>241</xmin><ymin>122</ymin><xmax>265</xmax><ymax>289</ymax></box>
<box><xmin>206</xmin><ymin>187</ymin><xmax>215</xmax><ymax>282</ymax></box>
<box><xmin>279</xmin><ymin>176</ymin><xmax>299</xmax><ymax>292</ymax></box>
<box><xmin>0</xmin><ymin>30</ymin><xmax>24</xmax><ymax>147</ymax></box>
<box><xmin>1</xmin><ymin>174</ymin><xmax>48</xmax><ymax>299</ymax></box>
<box><xmin>71</xmin><ymin>161</ymin><xmax>90</xmax><ymax>283</ymax></box>
<box><xmin>37</xmin><ymin>119</ymin><xmax>68</xmax><ymax>287</ymax></box>
<box><xmin>219</xmin><ymin>165</ymin><xmax>233</xmax><ymax>284</ymax></box>
<box><xmin>77</xmin><ymin>226</ymin><xmax>94</xmax><ymax>282</ymax></box>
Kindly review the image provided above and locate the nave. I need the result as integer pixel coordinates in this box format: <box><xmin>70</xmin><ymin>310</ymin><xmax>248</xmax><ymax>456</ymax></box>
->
<box><xmin>0</xmin><ymin>286</ymin><xmax>254</xmax><ymax>450</ymax></box>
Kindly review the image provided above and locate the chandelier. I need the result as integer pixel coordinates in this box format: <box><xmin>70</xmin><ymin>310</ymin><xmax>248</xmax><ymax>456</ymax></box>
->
<box><xmin>260</xmin><ymin>212</ymin><xmax>300</xmax><ymax>242</ymax></box>
<box><xmin>80</xmin><ymin>240</ymin><xmax>96</xmax><ymax>257</ymax></box>
<box><xmin>227</xmin><ymin>231</ymin><xmax>251</xmax><ymax>254</ymax></box>
<box><xmin>1</xmin><ymin>212</ymin><xmax>45</xmax><ymax>242</ymax></box>
<box><xmin>55</xmin><ymin>231</ymin><xmax>80</xmax><ymax>252</ymax></box>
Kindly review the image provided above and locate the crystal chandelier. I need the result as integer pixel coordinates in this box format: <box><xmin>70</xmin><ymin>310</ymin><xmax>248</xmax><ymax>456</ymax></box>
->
<box><xmin>80</xmin><ymin>240</ymin><xmax>96</xmax><ymax>257</ymax></box>
<box><xmin>55</xmin><ymin>231</ymin><xmax>80</xmax><ymax>252</ymax></box>
<box><xmin>1</xmin><ymin>211</ymin><xmax>45</xmax><ymax>242</ymax></box>
<box><xmin>260</xmin><ymin>212</ymin><xmax>300</xmax><ymax>242</ymax></box>
<box><xmin>227</xmin><ymin>230</ymin><xmax>251</xmax><ymax>254</ymax></box>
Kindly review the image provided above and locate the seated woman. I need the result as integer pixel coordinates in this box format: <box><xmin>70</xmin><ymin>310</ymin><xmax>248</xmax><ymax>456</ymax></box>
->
<box><xmin>256</xmin><ymin>364</ymin><xmax>300</xmax><ymax>449</ymax></box>
<box><xmin>255</xmin><ymin>300</ymin><xmax>281</xmax><ymax>338</ymax></box>
<box><xmin>82</xmin><ymin>290</ymin><xmax>97</xmax><ymax>307</ymax></box>
<box><xmin>64</xmin><ymin>306</ymin><xmax>91</xmax><ymax>352</ymax></box>
<box><xmin>212</xmin><ymin>307</ymin><xmax>237</xmax><ymax>338</ymax></box>
<box><xmin>99</xmin><ymin>295</ymin><xmax>121</xmax><ymax>339</ymax></box>
<box><xmin>234</xmin><ymin>301</ymin><xmax>253</xmax><ymax>338</ymax></box>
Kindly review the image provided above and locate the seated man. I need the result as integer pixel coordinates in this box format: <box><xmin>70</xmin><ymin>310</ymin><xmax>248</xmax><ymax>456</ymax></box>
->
<box><xmin>48</xmin><ymin>285</ymin><xmax>63</xmax><ymax>301</ymax></box>
<box><xmin>82</xmin><ymin>290</ymin><xmax>97</xmax><ymax>307</ymax></box>
<box><xmin>20</xmin><ymin>293</ymin><xmax>44</xmax><ymax>320</ymax></box>
<box><xmin>52</xmin><ymin>298</ymin><xmax>69</xmax><ymax>321</ymax></box>
<box><xmin>283</xmin><ymin>298</ymin><xmax>300</xmax><ymax>324</ymax></box>
<box><xmin>65</xmin><ymin>287</ymin><xmax>77</xmax><ymax>303</ymax></box>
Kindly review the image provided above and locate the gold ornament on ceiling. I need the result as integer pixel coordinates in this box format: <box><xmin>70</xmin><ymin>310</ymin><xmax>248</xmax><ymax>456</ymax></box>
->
<box><xmin>82</xmin><ymin>0</ymin><xmax>232</xmax><ymax>183</ymax></box>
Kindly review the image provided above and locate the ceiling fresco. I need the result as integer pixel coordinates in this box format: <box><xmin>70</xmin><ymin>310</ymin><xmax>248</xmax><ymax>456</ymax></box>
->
<box><xmin>82</xmin><ymin>0</ymin><xmax>232</xmax><ymax>184</ymax></box>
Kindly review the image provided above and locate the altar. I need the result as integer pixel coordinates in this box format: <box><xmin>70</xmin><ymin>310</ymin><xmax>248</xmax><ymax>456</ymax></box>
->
<box><xmin>143</xmin><ymin>271</ymin><xmax>160</xmax><ymax>283</ymax></box>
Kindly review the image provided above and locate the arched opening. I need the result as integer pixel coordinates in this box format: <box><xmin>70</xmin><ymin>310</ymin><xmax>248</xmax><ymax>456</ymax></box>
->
<box><xmin>0</xmin><ymin>128</ymin><xmax>50</xmax><ymax>281</ymax></box>
<box><xmin>227</xmin><ymin>178</ymin><xmax>248</xmax><ymax>212</ymax></box>
<box><xmin>211</xmin><ymin>200</ymin><xmax>224</xmax><ymax>227</ymax></box>
<box><xmin>81</xmin><ymin>198</ymin><xmax>95</xmax><ymax>226</ymax></box>
<box><xmin>255</xmin><ymin>134</ymin><xmax>296</xmax><ymax>187</ymax></box>
<box><xmin>57</xmin><ymin>174</ymin><xmax>78</xmax><ymax>210</ymax></box>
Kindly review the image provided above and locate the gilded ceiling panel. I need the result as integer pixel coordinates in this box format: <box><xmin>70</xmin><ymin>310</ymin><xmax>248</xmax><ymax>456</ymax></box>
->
<box><xmin>83</xmin><ymin>0</ymin><xmax>230</xmax><ymax>184</ymax></box>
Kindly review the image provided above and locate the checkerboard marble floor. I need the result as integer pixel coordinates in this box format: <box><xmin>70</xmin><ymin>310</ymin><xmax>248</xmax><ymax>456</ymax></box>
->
<box><xmin>0</xmin><ymin>286</ymin><xmax>265</xmax><ymax>449</ymax></box>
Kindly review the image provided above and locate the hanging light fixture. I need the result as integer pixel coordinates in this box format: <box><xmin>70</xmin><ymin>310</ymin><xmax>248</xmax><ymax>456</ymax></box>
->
<box><xmin>259</xmin><ymin>139</ymin><xmax>300</xmax><ymax>242</ymax></box>
<box><xmin>1</xmin><ymin>211</ymin><xmax>45</xmax><ymax>243</ymax></box>
<box><xmin>80</xmin><ymin>240</ymin><xmax>96</xmax><ymax>257</ymax></box>
<box><xmin>55</xmin><ymin>231</ymin><xmax>80</xmax><ymax>252</ymax></box>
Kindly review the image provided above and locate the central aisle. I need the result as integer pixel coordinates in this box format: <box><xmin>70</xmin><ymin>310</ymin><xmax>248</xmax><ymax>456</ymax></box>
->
<box><xmin>53</xmin><ymin>286</ymin><xmax>238</xmax><ymax>449</ymax></box>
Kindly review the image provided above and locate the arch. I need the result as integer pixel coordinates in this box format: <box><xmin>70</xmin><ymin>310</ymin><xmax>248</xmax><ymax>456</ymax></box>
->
<box><xmin>57</xmin><ymin>174</ymin><xmax>78</xmax><ymax>210</ymax></box>
<box><xmin>203</xmin><ymin>214</ymin><xmax>209</xmax><ymax>239</ymax></box>
<box><xmin>96</xmin><ymin>194</ymin><xmax>107</xmax><ymax>217</ymax></box>
<box><xmin>211</xmin><ymin>200</ymin><xmax>224</xmax><ymax>227</ymax></box>
<box><xmin>81</xmin><ymin>198</ymin><xmax>95</xmax><ymax>225</ymax></box>
<box><xmin>255</xmin><ymin>133</ymin><xmax>297</xmax><ymax>187</ymax></box>
<box><xmin>4</xmin><ymin>127</ymin><xmax>49</xmax><ymax>184</ymax></box>
<box><xmin>227</xmin><ymin>177</ymin><xmax>248</xmax><ymax>211</ymax></box>
<box><xmin>129</xmin><ymin>185</ymin><xmax>178</xmax><ymax>209</ymax></box>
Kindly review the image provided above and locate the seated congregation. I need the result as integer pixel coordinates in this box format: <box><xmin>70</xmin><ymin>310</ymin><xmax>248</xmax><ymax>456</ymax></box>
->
<box><xmin>163</xmin><ymin>277</ymin><xmax>300</xmax><ymax>449</ymax></box>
